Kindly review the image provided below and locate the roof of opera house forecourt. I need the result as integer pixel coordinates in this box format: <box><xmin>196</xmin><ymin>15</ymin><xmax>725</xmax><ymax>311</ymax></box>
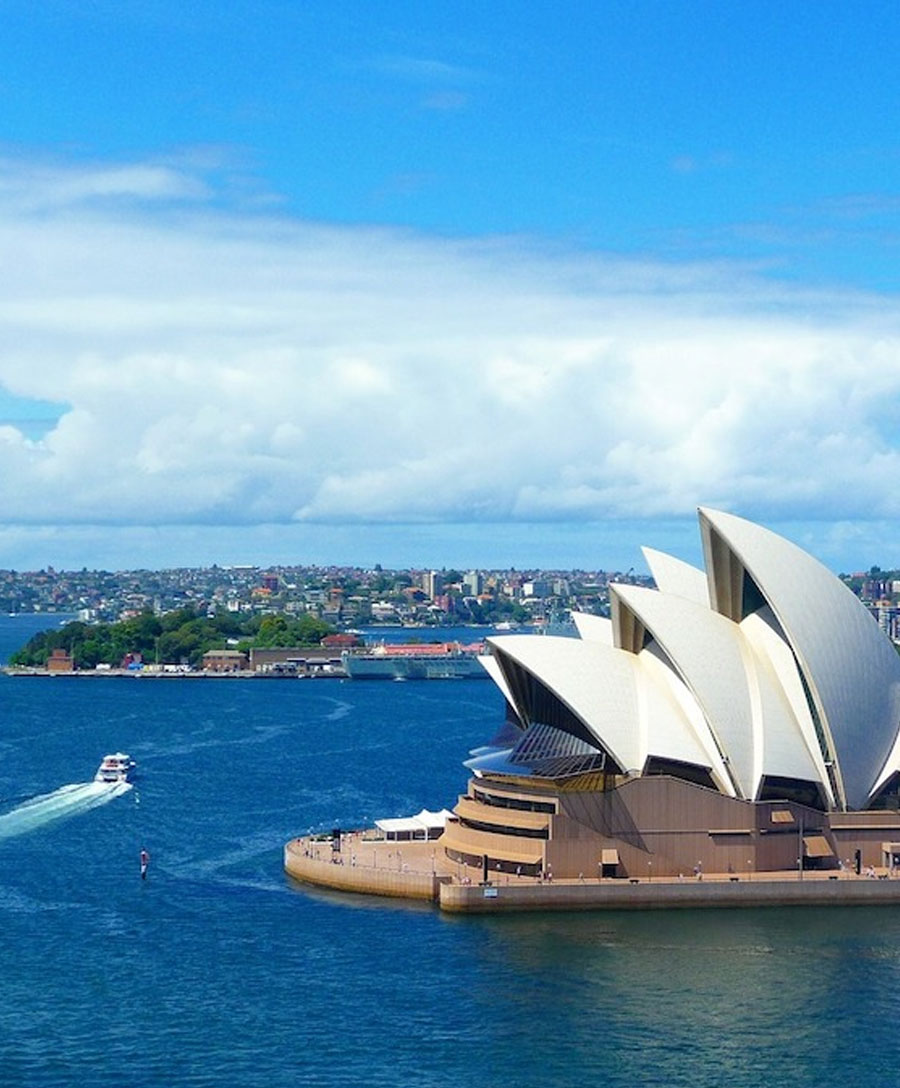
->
<box><xmin>478</xmin><ymin>508</ymin><xmax>900</xmax><ymax>813</ymax></box>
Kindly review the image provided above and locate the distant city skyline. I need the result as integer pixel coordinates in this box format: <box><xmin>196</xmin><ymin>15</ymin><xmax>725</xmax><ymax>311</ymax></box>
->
<box><xmin>0</xmin><ymin>516</ymin><xmax>896</xmax><ymax>579</ymax></box>
<box><xmin>2</xmin><ymin>4</ymin><xmax>900</xmax><ymax>573</ymax></box>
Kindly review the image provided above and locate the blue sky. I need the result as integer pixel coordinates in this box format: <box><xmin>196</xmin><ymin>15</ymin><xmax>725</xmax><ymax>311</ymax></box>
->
<box><xmin>2</xmin><ymin>2</ymin><xmax>900</xmax><ymax>572</ymax></box>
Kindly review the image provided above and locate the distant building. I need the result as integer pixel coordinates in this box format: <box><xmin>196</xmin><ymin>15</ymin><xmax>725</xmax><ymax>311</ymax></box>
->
<box><xmin>371</xmin><ymin>601</ymin><xmax>400</xmax><ymax>622</ymax></box>
<box><xmin>46</xmin><ymin>648</ymin><xmax>74</xmax><ymax>673</ymax></box>
<box><xmin>202</xmin><ymin>649</ymin><xmax>248</xmax><ymax>673</ymax></box>
<box><xmin>249</xmin><ymin>646</ymin><xmax>343</xmax><ymax>675</ymax></box>
<box><xmin>522</xmin><ymin>579</ymin><xmax>551</xmax><ymax>599</ymax></box>
<box><xmin>463</xmin><ymin>571</ymin><xmax>483</xmax><ymax>596</ymax></box>
<box><xmin>321</xmin><ymin>633</ymin><xmax>363</xmax><ymax>649</ymax></box>
<box><xmin>422</xmin><ymin>570</ymin><xmax>442</xmax><ymax>600</ymax></box>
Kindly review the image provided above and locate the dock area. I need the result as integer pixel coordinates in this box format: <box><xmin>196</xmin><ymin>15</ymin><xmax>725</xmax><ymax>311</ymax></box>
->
<box><xmin>284</xmin><ymin>832</ymin><xmax>900</xmax><ymax>913</ymax></box>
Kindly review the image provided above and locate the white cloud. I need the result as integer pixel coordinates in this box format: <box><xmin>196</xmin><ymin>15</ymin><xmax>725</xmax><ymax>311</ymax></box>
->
<box><xmin>0</xmin><ymin>156</ymin><xmax>210</xmax><ymax>213</ymax></box>
<box><xmin>2</xmin><ymin>152</ymin><xmax>900</xmax><ymax>550</ymax></box>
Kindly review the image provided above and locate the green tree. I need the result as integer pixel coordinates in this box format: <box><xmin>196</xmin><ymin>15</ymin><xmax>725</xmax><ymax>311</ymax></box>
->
<box><xmin>7</xmin><ymin>604</ymin><xmax>336</xmax><ymax>668</ymax></box>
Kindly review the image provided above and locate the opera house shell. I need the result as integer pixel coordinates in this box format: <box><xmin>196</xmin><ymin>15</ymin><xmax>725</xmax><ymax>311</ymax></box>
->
<box><xmin>440</xmin><ymin>508</ymin><xmax>900</xmax><ymax>879</ymax></box>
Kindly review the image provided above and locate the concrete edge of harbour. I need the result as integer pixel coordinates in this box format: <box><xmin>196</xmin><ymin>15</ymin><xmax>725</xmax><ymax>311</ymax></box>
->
<box><xmin>283</xmin><ymin>835</ymin><xmax>900</xmax><ymax>914</ymax></box>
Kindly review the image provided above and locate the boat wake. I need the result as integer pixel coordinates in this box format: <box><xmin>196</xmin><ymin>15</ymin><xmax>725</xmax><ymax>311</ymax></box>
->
<box><xmin>0</xmin><ymin>781</ymin><xmax>132</xmax><ymax>842</ymax></box>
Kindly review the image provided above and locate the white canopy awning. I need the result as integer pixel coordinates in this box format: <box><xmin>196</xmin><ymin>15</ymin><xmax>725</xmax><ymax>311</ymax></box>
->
<box><xmin>375</xmin><ymin>808</ymin><xmax>454</xmax><ymax>837</ymax></box>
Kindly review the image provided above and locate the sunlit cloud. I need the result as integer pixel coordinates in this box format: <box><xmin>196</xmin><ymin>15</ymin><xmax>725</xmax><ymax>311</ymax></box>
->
<box><xmin>2</xmin><ymin>152</ymin><xmax>900</xmax><ymax>556</ymax></box>
<box><xmin>0</xmin><ymin>156</ymin><xmax>209</xmax><ymax>212</ymax></box>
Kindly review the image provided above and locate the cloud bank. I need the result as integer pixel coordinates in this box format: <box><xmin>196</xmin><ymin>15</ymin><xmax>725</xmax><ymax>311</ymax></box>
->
<box><xmin>2</xmin><ymin>153</ymin><xmax>900</xmax><ymax>554</ymax></box>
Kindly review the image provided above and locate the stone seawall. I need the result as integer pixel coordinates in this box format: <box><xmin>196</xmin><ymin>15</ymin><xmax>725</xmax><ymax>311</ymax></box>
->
<box><xmin>439</xmin><ymin>874</ymin><xmax>900</xmax><ymax>913</ymax></box>
<box><xmin>283</xmin><ymin>839</ymin><xmax>447</xmax><ymax>901</ymax></box>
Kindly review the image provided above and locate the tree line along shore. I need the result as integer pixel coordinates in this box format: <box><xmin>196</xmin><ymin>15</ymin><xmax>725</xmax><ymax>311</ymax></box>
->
<box><xmin>7</xmin><ymin>608</ymin><xmax>337</xmax><ymax>671</ymax></box>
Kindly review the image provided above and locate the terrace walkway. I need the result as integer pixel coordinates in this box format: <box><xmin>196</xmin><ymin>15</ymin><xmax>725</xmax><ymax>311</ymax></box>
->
<box><xmin>284</xmin><ymin>832</ymin><xmax>900</xmax><ymax>913</ymax></box>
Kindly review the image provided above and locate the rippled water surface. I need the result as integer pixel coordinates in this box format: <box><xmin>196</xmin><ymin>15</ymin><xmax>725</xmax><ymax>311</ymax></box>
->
<box><xmin>2</xmin><ymin>618</ymin><xmax>900</xmax><ymax>1087</ymax></box>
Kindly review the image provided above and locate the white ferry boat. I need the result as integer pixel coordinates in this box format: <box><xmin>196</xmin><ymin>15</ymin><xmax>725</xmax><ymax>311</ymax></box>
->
<box><xmin>94</xmin><ymin>752</ymin><xmax>136</xmax><ymax>784</ymax></box>
<box><xmin>341</xmin><ymin>641</ymin><xmax>488</xmax><ymax>680</ymax></box>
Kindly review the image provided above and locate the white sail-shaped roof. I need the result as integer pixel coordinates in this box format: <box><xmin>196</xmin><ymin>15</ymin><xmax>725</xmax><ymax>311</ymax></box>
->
<box><xmin>487</xmin><ymin>635</ymin><xmax>643</xmax><ymax>773</ymax></box>
<box><xmin>634</xmin><ymin>645</ymin><xmax>728</xmax><ymax>791</ymax></box>
<box><xmin>613</xmin><ymin>582</ymin><xmax>826</xmax><ymax>802</ymax></box>
<box><xmin>739</xmin><ymin>608</ymin><xmax>834</xmax><ymax>805</ymax></box>
<box><xmin>613</xmin><ymin>582</ymin><xmax>756</xmax><ymax>797</ymax></box>
<box><xmin>642</xmin><ymin>547</ymin><xmax>710</xmax><ymax>607</ymax></box>
<box><xmin>571</xmin><ymin>612</ymin><xmax>614</xmax><ymax>644</ymax></box>
<box><xmin>487</xmin><ymin>634</ymin><xmax>720</xmax><ymax>782</ymax></box>
<box><xmin>478</xmin><ymin>653</ymin><xmax>516</xmax><ymax>709</ymax></box>
<box><xmin>700</xmin><ymin>507</ymin><xmax>900</xmax><ymax>809</ymax></box>
<box><xmin>476</xmin><ymin>508</ymin><xmax>900</xmax><ymax>812</ymax></box>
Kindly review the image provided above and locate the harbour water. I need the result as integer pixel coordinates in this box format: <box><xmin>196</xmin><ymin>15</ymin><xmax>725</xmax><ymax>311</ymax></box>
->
<box><xmin>2</xmin><ymin>615</ymin><xmax>900</xmax><ymax>1087</ymax></box>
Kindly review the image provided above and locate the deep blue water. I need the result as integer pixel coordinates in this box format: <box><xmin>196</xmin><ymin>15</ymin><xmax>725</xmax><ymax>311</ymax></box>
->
<box><xmin>3</xmin><ymin>616</ymin><xmax>900</xmax><ymax>1087</ymax></box>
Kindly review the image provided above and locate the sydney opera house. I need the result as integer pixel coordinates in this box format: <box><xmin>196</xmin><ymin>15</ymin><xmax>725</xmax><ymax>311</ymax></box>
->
<box><xmin>440</xmin><ymin>508</ymin><xmax>900</xmax><ymax>880</ymax></box>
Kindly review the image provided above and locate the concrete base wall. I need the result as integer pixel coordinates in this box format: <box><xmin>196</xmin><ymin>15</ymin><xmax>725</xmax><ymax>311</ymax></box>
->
<box><xmin>284</xmin><ymin>832</ymin><xmax>900</xmax><ymax>915</ymax></box>
<box><xmin>438</xmin><ymin>875</ymin><xmax>900</xmax><ymax>913</ymax></box>
<box><xmin>284</xmin><ymin>840</ymin><xmax>445</xmax><ymax>901</ymax></box>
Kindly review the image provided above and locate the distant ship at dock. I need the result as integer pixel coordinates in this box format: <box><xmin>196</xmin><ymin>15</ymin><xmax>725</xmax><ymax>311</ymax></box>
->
<box><xmin>340</xmin><ymin>641</ymin><xmax>488</xmax><ymax>680</ymax></box>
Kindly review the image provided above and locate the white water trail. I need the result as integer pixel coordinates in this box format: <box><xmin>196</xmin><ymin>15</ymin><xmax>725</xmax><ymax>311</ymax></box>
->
<box><xmin>0</xmin><ymin>781</ymin><xmax>132</xmax><ymax>841</ymax></box>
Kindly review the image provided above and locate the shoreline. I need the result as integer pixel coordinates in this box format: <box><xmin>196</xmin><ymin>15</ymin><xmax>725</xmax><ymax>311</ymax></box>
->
<box><xmin>0</xmin><ymin>667</ymin><xmax>346</xmax><ymax>679</ymax></box>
